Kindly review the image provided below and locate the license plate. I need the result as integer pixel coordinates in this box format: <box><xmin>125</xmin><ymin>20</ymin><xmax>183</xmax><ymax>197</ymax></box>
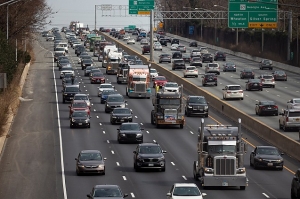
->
<box><xmin>148</xmin><ymin>164</ymin><xmax>154</xmax><ymax>166</ymax></box>
<box><xmin>222</xmin><ymin>182</ymin><xmax>228</xmax><ymax>186</ymax></box>
<box><xmin>120</xmin><ymin>120</ymin><xmax>124</xmax><ymax>122</ymax></box>
<box><xmin>268</xmin><ymin>107</ymin><xmax>271</xmax><ymax>109</ymax></box>
<box><xmin>267</xmin><ymin>163</ymin><xmax>273</xmax><ymax>166</ymax></box>
<box><xmin>97</xmin><ymin>80</ymin><xmax>100</xmax><ymax>82</ymax></box>
<box><xmin>254</xmin><ymin>83</ymin><xmax>257</xmax><ymax>86</ymax></box>
<box><xmin>200</xmin><ymin>109</ymin><xmax>203</xmax><ymax>111</ymax></box>
<box><xmin>78</xmin><ymin>123</ymin><xmax>82</xmax><ymax>125</ymax></box>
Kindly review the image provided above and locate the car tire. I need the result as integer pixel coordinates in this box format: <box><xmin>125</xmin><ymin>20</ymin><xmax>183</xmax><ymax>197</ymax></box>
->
<box><xmin>63</xmin><ymin>98</ymin><xmax>65</xmax><ymax>103</ymax></box>
<box><xmin>279</xmin><ymin>122</ymin><xmax>282</xmax><ymax>129</ymax></box>
<box><xmin>161</xmin><ymin>167</ymin><xmax>166</xmax><ymax>172</ymax></box>
<box><xmin>76</xmin><ymin>169</ymin><xmax>81</xmax><ymax>176</ymax></box>
<box><xmin>250</xmin><ymin>158</ymin><xmax>253</xmax><ymax>166</ymax></box>
<box><xmin>241</xmin><ymin>98</ymin><xmax>244</xmax><ymax>100</ymax></box>
<box><xmin>196</xmin><ymin>75</ymin><xmax>198</xmax><ymax>78</ymax></box>
<box><xmin>105</xmin><ymin>109</ymin><xmax>109</xmax><ymax>113</ymax></box>
<box><xmin>283</xmin><ymin>125</ymin><xmax>288</xmax><ymax>132</ymax></box>
<box><xmin>205</xmin><ymin>113</ymin><xmax>208</xmax><ymax>118</ymax></box>
<box><xmin>273</xmin><ymin>85</ymin><xmax>275</xmax><ymax>88</ymax></box>
<box><xmin>261</xmin><ymin>88</ymin><xmax>263</xmax><ymax>91</ymax></box>
<box><xmin>180</xmin><ymin>124</ymin><xmax>183</xmax><ymax>129</ymax></box>
<box><xmin>254</xmin><ymin>162</ymin><xmax>259</xmax><ymax>170</ymax></box>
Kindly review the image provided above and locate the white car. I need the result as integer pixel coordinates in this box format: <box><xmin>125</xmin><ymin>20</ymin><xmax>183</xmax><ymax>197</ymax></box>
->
<box><xmin>98</xmin><ymin>83</ymin><xmax>115</xmax><ymax>97</ymax></box>
<box><xmin>153</xmin><ymin>44</ymin><xmax>162</xmax><ymax>51</ymax></box>
<box><xmin>150</xmin><ymin>68</ymin><xmax>158</xmax><ymax>80</ymax></box>
<box><xmin>163</xmin><ymin>82</ymin><xmax>180</xmax><ymax>92</ymax></box>
<box><xmin>140</xmin><ymin>39</ymin><xmax>148</xmax><ymax>45</ymax></box>
<box><xmin>287</xmin><ymin>98</ymin><xmax>300</xmax><ymax>109</ymax></box>
<box><xmin>54</xmin><ymin>47</ymin><xmax>66</xmax><ymax>56</ymax></box>
<box><xmin>153</xmin><ymin>37</ymin><xmax>158</xmax><ymax>42</ymax></box>
<box><xmin>127</xmin><ymin>38</ymin><xmax>135</xmax><ymax>44</ymax></box>
<box><xmin>183</xmin><ymin>66</ymin><xmax>198</xmax><ymax>78</ymax></box>
<box><xmin>57</xmin><ymin>42</ymin><xmax>68</xmax><ymax>53</ymax></box>
<box><xmin>171</xmin><ymin>44</ymin><xmax>179</xmax><ymax>51</ymax></box>
<box><xmin>123</xmin><ymin>35</ymin><xmax>130</xmax><ymax>41</ymax></box>
<box><xmin>72</xmin><ymin>41</ymin><xmax>81</xmax><ymax>49</ymax></box>
<box><xmin>222</xmin><ymin>85</ymin><xmax>244</xmax><ymax>100</ymax></box>
<box><xmin>258</xmin><ymin>74</ymin><xmax>276</xmax><ymax>88</ymax></box>
<box><xmin>166</xmin><ymin>183</ymin><xmax>207</xmax><ymax>199</ymax></box>
<box><xmin>46</xmin><ymin>35</ymin><xmax>54</xmax><ymax>41</ymax></box>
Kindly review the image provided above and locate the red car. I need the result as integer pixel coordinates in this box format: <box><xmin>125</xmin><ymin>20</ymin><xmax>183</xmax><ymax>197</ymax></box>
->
<box><xmin>69</xmin><ymin>100</ymin><xmax>90</xmax><ymax>118</ymax></box>
<box><xmin>90</xmin><ymin>72</ymin><xmax>105</xmax><ymax>84</ymax></box>
<box><xmin>153</xmin><ymin>76</ymin><xmax>168</xmax><ymax>88</ymax></box>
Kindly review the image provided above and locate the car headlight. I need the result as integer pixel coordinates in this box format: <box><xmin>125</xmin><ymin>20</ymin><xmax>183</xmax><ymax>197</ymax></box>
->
<box><xmin>72</xmin><ymin>118</ymin><xmax>76</xmax><ymax>122</ymax></box>
<box><xmin>188</xmin><ymin>106</ymin><xmax>192</xmax><ymax>108</ymax></box>
<box><xmin>204</xmin><ymin>106</ymin><xmax>208</xmax><ymax>109</ymax></box>
<box><xmin>98</xmin><ymin>164</ymin><xmax>104</xmax><ymax>169</ymax></box>
<box><xmin>77</xmin><ymin>163</ymin><xmax>84</xmax><ymax>168</ymax></box>
<box><xmin>106</xmin><ymin>104</ymin><xmax>110</xmax><ymax>107</ymax></box>
<box><xmin>120</xmin><ymin>104</ymin><xmax>125</xmax><ymax>108</ymax></box>
<box><xmin>64</xmin><ymin>93</ymin><xmax>68</xmax><ymax>96</ymax></box>
<box><xmin>85</xmin><ymin>119</ymin><xmax>89</xmax><ymax>123</ymax></box>
<box><xmin>237</xmin><ymin>167</ymin><xmax>246</xmax><ymax>174</ymax></box>
<box><xmin>157</xmin><ymin>156</ymin><xmax>165</xmax><ymax>161</ymax></box>
<box><xmin>112</xmin><ymin>116</ymin><xmax>117</xmax><ymax>118</ymax></box>
<box><xmin>137</xmin><ymin>156</ymin><xmax>143</xmax><ymax>162</ymax></box>
<box><xmin>120</xmin><ymin>133</ymin><xmax>126</xmax><ymax>137</ymax></box>
<box><xmin>256</xmin><ymin>157</ymin><xmax>263</xmax><ymax>162</ymax></box>
<box><xmin>157</xmin><ymin>115</ymin><xmax>163</xmax><ymax>119</ymax></box>
<box><xmin>276</xmin><ymin>159</ymin><xmax>283</xmax><ymax>162</ymax></box>
<box><xmin>136</xmin><ymin>133</ymin><xmax>142</xmax><ymax>138</ymax></box>
<box><xmin>204</xmin><ymin>168</ymin><xmax>213</xmax><ymax>173</ymax></box>
<box><xmin>127</xmin><ymin>116</ymin><xmax>132</xmax><ymax>119</ymax></box>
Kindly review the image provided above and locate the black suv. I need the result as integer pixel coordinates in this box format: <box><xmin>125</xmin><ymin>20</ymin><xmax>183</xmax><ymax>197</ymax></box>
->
<box><xmin>185</xmin><ymin>96</ymin><xmax>209</xmax><ymax>117</ymax></box>
<box><xmin>171</xmin><ymin>38</ymin><xmax>179</xmax><ymax>45</ymax></box>
<box><xmin>110</xmin><ymin>108</ymin><xmax>133</xmax><ymax>124</ymax></box>
<box><xmin>117</xmin><ymin>123</ymin><xmax>143</xmax><ymax>143</ymax></box>
<box><xmin>172</xmin><ymin>59</ymin><xmax>185</xmax><ymax>70</ymax></box>
<box><xmin>214</xmin><ymin>51</ymin><xmax>226</xmax><ymax>61</ymax></box>
<box><xmin>201</xmin><ymin>53</ymin><xmax>213</xmax><ymax>63</ymax></box>
<box><xmin>202</xmin><ymin>73</ymin><xmax>218</xmax><ymax>87</ymax></box>
<box><xmin>159</xmin><ymin>38</ymin><xmax>168</xmax><ymax>46</ymax></box>
<box><xmin>172</xmin><ymin>51</ymin><xmax>182</xmax><ymax>59</ymax></box>
<box><xmin>291</xmin><ymin>168</ymin><xmax>300</xmax><ymax>199</ymax></box>
<box><xmin>62</xmin><ymin>85</ymin><xmax>81</xmax><ymax>103</ymax></box>
<box><xmin>133</xmin><ymin>142</ymin><xmax>167</xmax><ymax>171</ymax></box>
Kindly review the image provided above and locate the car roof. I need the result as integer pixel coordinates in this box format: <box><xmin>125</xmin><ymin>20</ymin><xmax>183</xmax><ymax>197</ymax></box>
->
<box><xmin>189</xmin><ymin>95</ymin><xmax>205</xmax><ymax>98</ymax></box>
<box><xmin>121</xmin><ymin>122</ymin><xmax>139</xmax><ymax>126</ymax></box>
<box><xmin>80</xmin><ymin>150</ymin><xmax>101</xmax><ymax>154</ymax></box>
<box><xmin>138</xmin><ymin>142</ymin><xmax>160</xmax><ymax>147</ymax></box>
<box><xmin>100</xmin><ymin>83</ymin><xmax>113</xmax><ymax>86</ymax></box>
<box><xmin>74</xmin><ymin>94</ymin><xmax>88</xmax><ymax>97</ymax></box>
<box><xmin>93</xmin><ymin>185</ymin><xmax>120</xmax><ymax>189</ymax></box>
<box><xmin>65</xmin><ymin>85</ymin><xmax>79</xmax><ymax>88</ymax></box>
<box><xmin>173</xmin><ymin>183</ymin><xmax>198</xmax><ymax>188</ymax></box>
<box><xmin>256</xmin><ymin>146</ymin><xmax>278</xmax><ymax>150</ymax></box>
<box><xmin>226</xmin><ymin>84</ymin><xmax>241</xmax><ymax>87</ymax></box>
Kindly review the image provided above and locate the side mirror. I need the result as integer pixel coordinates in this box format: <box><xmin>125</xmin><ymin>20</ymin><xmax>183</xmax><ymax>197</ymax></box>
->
<box><xmin>117</xmin><ymin>129</ymin><xmax>120</xmax><ymax>130</ymax></box>
<box><xmin>133</xmin><ymin>151</ymin><xmax>136</xmax><ymax>154</ymax></box>
<box><xmin>202</xmin><ymin>193</ymin><xmax>207</xmax><ymax>197</ymax></box>
<box><xmin>162</xmin><ymin>150</ymin><xmax>167</xmax><ymax>153</ymax></box>
<box><xmin>166</xmin><ymin>193</ymin><xmax>171</xmax><ymax>196</ymax></box>
<box><xmin>87</xmin><ymin>194</ymin><xmax>91</xmax><ymax>198</ymax></box>
<box><xmin>75</xmin><ymin>158</ymin><xmax>78</xmax><ymax>160</ymax></box>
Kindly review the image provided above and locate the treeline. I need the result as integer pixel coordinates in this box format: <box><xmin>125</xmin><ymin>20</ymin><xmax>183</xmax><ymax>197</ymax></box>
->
<box><xmin>0</xmin><ymin>0</ymin><xmax>52</xmax><ymax>83</ymax></box>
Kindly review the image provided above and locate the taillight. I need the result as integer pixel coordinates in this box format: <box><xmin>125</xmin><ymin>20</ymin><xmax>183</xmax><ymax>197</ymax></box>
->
<box><xmin>272</xmin><ymin>78</ymin><xmax>274</xmax><ymax>81</ymax></box>
<box><xmin>214</xmin><ymin>77</ymin><xmax>217</xmax><ymax>80</ymax></box>
<box><xmin>239</xmin><ymin>91</ymin><xmax>243</xmax><ymax>93</ymax></box>
<box><xmin>261</xmin><ymin>79</ymin><xmax>265</xmax><ymax>82</ymax></box>
<box><xmin>227</xmin><ymin>91</ymin><xmax>231</xmax><ymax>93</ymax></box>
<box><xmin>274</xmin><ymin>105</ymin><xmax>278</xmax><ymax>109</ymax></box>
<box><xmin>286</xmin><ymin>117</ymin><xmax>289</xmax><ymax>122</ymax></box>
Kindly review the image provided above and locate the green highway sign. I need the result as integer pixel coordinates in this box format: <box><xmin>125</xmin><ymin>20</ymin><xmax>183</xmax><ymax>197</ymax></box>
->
<box><xmin>228</xmin><ymin>0</ymin><xmax>278</xmax><ymax>28</ymax></box>
<box><xmin>129</xmin><ymin>0</ymin><xmax>154</xmax><ymax>15</ymax></box>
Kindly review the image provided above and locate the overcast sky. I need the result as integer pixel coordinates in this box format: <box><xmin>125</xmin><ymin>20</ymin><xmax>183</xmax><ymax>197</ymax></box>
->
<box><xmin>46</xmin><ymin>0</ymin><xmax>151</xmax><ymax>31</ymax></box>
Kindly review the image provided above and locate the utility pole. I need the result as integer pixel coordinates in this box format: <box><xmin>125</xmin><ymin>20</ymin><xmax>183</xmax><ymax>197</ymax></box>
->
<box><xmin>94</xmin><ymin>5</ymin><xmax>96</xmax><ymax>31</ymax></box>
<box><xmin>287</xmin><ymin>10</ymin><xmax>292</xmax><ymax>61</ymax></box>
<box><xmin>150</xmin><ymin>9</ymin><xmax>154</xmax><ymax>62</ymax></box>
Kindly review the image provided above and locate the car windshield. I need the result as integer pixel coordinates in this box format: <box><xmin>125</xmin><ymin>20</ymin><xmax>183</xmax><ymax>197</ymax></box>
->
<box><xmin>189</xmin><ymin>97</ymin><xmax>206</xmax><ymax>104</ymax></box>
<box><xmin>61</xmin><ymin>67</ymin><xmax>73</xmax><ymax>71</ymax></box>
<box><xmin>120</xmin><ymin>124</ymin><xmax>140</xmax><ymax>130</ymax></box>
<box><xmin>65</xmin><ymin>87</ymin><xmax>79</xmax><ymax>92</ymax></box>
<box><xmin>139</xmin><ymin>146</ymin><xmax>161</xmax><ymax>154</ymax></box>
<box><xmin>289</xmin><ymin>112</ymin><xmax>300</xmax><ymax>117</ymax></box>
<box><xmin>93</xmin><ymin>73</ymin><xmax>104</xmax><ymax>77</ymax></box>
<box><xmin>79</xmin><ymin>152</ymin><xmax>102</xmax><ymax>161</ymax></box>
<box><xmin>113</xmin><ymin>109</ymin><xmax>131</xmax><ymax>114</ymax></box>
<box><xmin>55</xmin><ymin>47</ymin><xmax>65</xmax><ymax>51</ymax></box>
<box><xmin>187</xmin><ymin>66</ymin><xmax>196</xmax><ymax>70</ymax></box>
<box><xmin>228</xmin><ymin>86</ymin><xmax>241</xmax><ymax>90</ymax></box>
<box><xmin>256</xmin><ymin>148</ymin><xmax>279</xmax><ymax>155</ymax></box>
<box><xmin>64</xmin><ymin>73</ymin><xmax>73</xmax><ymax>78</ymax></box>
<box><xmin>107</xmin><ymin>96</ymin><xmax>124</xmax><ymax>102</ymax></box>
<box><xmin>193</xmin><ymin>58</ymin><xmax>201</xmax><ymax>61</ymax></box>
<box><xmin>74</xmin><ymin>95</ymin><xmax>88</xmax><ymax>101</ymax></box>
<box><xmin>226</xmin><ymin>62</ymin><xmax>234</xmax><ymax>66</ymax></box>
<box><xmin>72</xmin><ymin>103</ymin><xmax>87</xmax><ymax>108</ymax></box>
<box><xmin>83</xmin><ymin>59</ymin><xmax>93</xmax><ymax>63</ymax></box>
<box><xmin>260</xmin><ymin>101</ymin><xmax>275</xmax><ymax>105</ymax></box>
<box><xmin>263</xmin><ymin>76</ymin><xmax>273</xmax><ymax>79</ymax></box>
<box><xmin>264</xmin><ymin>60</ymin><xmax>272</xmax><ymax>64</ymax></box>
<box><xmin>93</xmin><ymin>188</ymin><xmax>122</xmax><ymax>197</ymax></box>
<box><xmin>208</xmin><ymin>145</ymin><xmax>236</xmax><ymax>153</ymax></box>
<box><xmin>72</xmin><ymin>111</ymin><xmax>88</xmax><ymax>117</ymax></box>
<box><xmin>275</xmin><ymin>71</ymin><xmax>285</xmax><ymax>74</ymax></box>
<box><xmin>244</xmin><ymin>69</ymin><xmax>252</xmax><ymax>72</ymax></box>
<box><xmin>100</xmin><ymin>85</ymin><xmax>113</xmax><ymax>88</ymax></box>
<box><xmin>208</xmin><ymin>64</ymin><xmax>218</xmax><ymax>67</ymax></box>
<box><xmin>86</xmin><ymin>66</ymin><xmax>94</xmax><ymax>70</ymax></box>
<box><xmin>64</xmin><ymin>78</ymin><xmax>78</xmax><ymax>84</ymax></box>
<box><xmin>249</xmin><ymin>79</ymin><xmax>260</xmax><ymax>83</ymax></box>
<box><xmin>293</xmin><ymin>99</ymin><xmax>300</xmax><ymax>103</ymax></box>
<box><xmin>103</xmin><ymin>90</ymin><xmax>116</xmax><ymax>96</ymax></box>
<box><xmin>165</xmin><ymin>83</ymin><xmax>178</xmax><ymax>87</ymax></box>
<box><xmin>174</xmin><ymin>60</ymin><xmax>184</xmax><ymax>64</ymax></box>
<box><xmin>150</xmin><ymin>69</ymin><xmax>157</xmax><ymax>73</ymax></box>
<box><xmin>173</xmin><ymin>187</ymin><xmax>201</xmax><ymax>196</ymax></box>
<box><xmin>182</xmin><ymin>54</ymin><xmax>190</xmax><ymax>58</ymax></box>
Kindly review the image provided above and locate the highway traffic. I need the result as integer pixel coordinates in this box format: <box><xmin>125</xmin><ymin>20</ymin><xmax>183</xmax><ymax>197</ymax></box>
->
<box><xmin>108</xmin><ymin>32</ymin><xmax>300</xmax><ymax>141</ymax></box>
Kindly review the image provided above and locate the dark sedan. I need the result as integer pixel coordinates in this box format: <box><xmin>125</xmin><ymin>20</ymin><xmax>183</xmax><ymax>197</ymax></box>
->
<box><xmin>101</xmin><ymin>90</ymin><xmax>118</xmax><ymax>104</ymax></box>
<box><xmin>250</xmin><ymin>146</ymin><xmax>284</xmax><ymax>170</ymax></box>
<box><xmin>245</xmin><ymin>79</ymin><xmax>263</xmax><ymax>91</ymax></box>
<box><xmin>272</xmin><ymin>70</ymin><xmax>287</xmax><ymax>81</ymax></box>
<box><xmin>190</xmin><ymin>57</ymin><xmax>202</xmax><ymax>67</ymax></box>
<box><xmin>201</xmin><ymin>53</ymin><xmax>213</xmax><ymax>63</ymax></box>
<box><xmin>81</xmin><ymin>59</ymin><xmax>94</xmax><ymax>70</ymax></box>
<box><xmin>240</xmin><ymin>68</ymin><xmax>255</xmax><ymax>79</ymax></box>
<box><xmin>158</xmin><ymin>54</ymin><xmax>171</xmax><ymax>63</ymax></box>
<box><xmin>222</xmin><ymin>62</ymin><xmax>236</xmax><ymax>72</ymax></box>
<box><xmin>105</xmin><ymin>94</ymin><xmax>126</xmax><ymax>113</ymax></box>
<box><xmin>185</xmin><ymin>95</ymin><xmax>208</xmax><ymax>117</ymax></box>
<box><xmin>70</xmin><ymin>111</ymin><xmax>91</xmax><ymax>128</ymax></box>
<box><xmin>84</xmin><ymin>66</ymin><xmax>95</xmax><ymax>76</ymax></box>
<box><xmin>75</xmin><ymin>150</ymin><xmax>106</xmax><ymax>175</ymax></box>
<box><xmin>172</xmin><ymin>59</ymin><xmax>185</xmax><ymax>70</ymax></box>
<box><xmin>57</xmin><ymin>59</ymin><xmax>70</xmax><ymax>69</ymax></box>
<box><xmin>255</xmin><ymin>101</ymin><xmax>278</xmax><ymax>116</ymax></box>
<box><xmin>189</xmin><ymin>41</ymin><xmax>198</xmax><ymax>47</ymax></box>
<box><xmin>110</xmin><ymin>108</ymin><xmax>133</xmax><ymax>124</ymax></box>
<box><xmin>117</xmin><ymin>123</ymin><xmax>143</xmax><ymax>143</ymax></box>
<box><xmin>214</xmin><ymin>51</ymin><xmax>226</xmax><ymax>61</ymax></box>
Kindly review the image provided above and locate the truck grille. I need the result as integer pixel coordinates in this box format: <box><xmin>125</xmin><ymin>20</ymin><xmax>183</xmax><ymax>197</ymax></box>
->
<box><xmin>135</xmin><ymin>83</ymin><xmax>146</xmax><ymax>92</ymax></box>
<box><xmin>123</xmin><ymin>69</ymin><xmax>128</xmax><ymax>77</ymax></box>
<box><xmin>214</xmin><ymin>157</ymin><xmax>236</xmax><ymax>175</ymax></box>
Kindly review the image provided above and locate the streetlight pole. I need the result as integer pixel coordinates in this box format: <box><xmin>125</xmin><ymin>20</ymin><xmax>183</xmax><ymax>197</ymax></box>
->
<box><xmin>297</xmin><ymin>16</ymin><xmax>299</xmax><ymax>66</ymax></box>
<box><xmin>94</xmin><ymin>5</ymin><xmax>96</xmax><ymax>31</ymax></box>
<box><xmin>7</xmin><ymin>0</ymin><xmax>22</xmax><ymax>40</ymax></box>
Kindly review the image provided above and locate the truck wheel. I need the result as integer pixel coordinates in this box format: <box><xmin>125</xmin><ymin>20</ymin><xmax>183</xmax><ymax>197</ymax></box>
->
<box><xmin>117</xmin><ymin>80</ymin><xmax>120</xmax><ymax>84</ymax></box>
<box><xmin>193</xmin><ymin>161</ymin><xmax>199</xmax><ymax>180</ymax></box>
<box><xmin>240</xmin><ymin>186</ymin><xmax>246</xmax><ymax>190</ymax></box>
<box><xmin>156</xmin><ymin>123</ymin><xmax>160</xmax><ymax>128</ymax></box>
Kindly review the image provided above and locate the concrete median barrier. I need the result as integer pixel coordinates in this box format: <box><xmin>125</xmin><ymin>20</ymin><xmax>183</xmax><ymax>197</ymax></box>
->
<box><xmin>100</xmin><ymin>32</ymin><xmax>300</xmax><ymax>161</ymax></box>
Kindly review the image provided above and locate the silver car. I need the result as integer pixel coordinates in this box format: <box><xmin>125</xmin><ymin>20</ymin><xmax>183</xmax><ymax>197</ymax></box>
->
<box><xmin>75</xmin><ymin>150</ymin><xmax>106</xmax><ymax>175</ymax></box>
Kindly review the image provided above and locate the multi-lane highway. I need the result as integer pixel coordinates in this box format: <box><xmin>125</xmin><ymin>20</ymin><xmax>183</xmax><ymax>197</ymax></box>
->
<box><xmin>0</xmin><ymin>32</ymin><xmax>298</xmax><ymax>199</ymax></box>
<box><xmin>107</xmin><ymin>32</ymin><xmax>300</xmax><ymax>141</ymax></box>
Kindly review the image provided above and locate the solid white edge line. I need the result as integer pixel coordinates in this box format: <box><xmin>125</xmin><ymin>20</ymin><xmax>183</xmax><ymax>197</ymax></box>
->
<box><xmin>51</xmin><ymin>50</ymin><xmax>68</xmax><ymax>198</ymax></box>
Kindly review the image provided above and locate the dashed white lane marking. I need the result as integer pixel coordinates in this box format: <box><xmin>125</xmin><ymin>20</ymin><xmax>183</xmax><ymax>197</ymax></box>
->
<box><xmin>96</xmin><ymin>116</ymin><xmax>99</xmax><ymax>118</ymax></box>
<box><xmin>91</xmin><ymin>103</ymin><xmax>93</xmax><ymax>106</ymax></box>
<box><xmin>255</xmin><ymin>99</ymin><xmax>259</xmax><ymax>102</ymax></box>
<box><xmin>153</xmin><ymin>140</ymin><xmax>156</xmax><ymax>143</ymax></box>
<box><xmin>99</xmin><ymin>123</ymin><xmax>102</xmax><ymax>125</ymax></box>
<box><xmin>135</xmin><ymin>116</ymin><xmax>138</xmax><ymax>118</ymax></box>
<box><xmin>146</xmin><ymin>131</ymin><xmax>149</xmax><ymax>134</ymax></box>
<box><xmin>116</xmin><ymin>162</ymin><xmax>120</xmax><ymax>166</ymax></box>
<box><xmin>297</xmin><ymin>91</ymin><xmax>299</xmax><ymax>92</ymax></box>
<box><xmin>111</xmin><ymin>150</ymin><xmax>114</xmax><ymax>154</ymax></box>
<box><xmin>85</xmin><ymin>90</ymin><xmax>88</xmax><ymax>92</ymax></box>
<box><xmin>94</xmin><ymin>109</ymin><xmax>96</xmax><ymax>111</ymax></box>
<box><xmin>103</xmin><ymin>131</ymin><xmax>105</xmax><ymax>134</ymax></box>
<box><xmin>131</xmin><ymin>193</ymin><xmax>135</xmax><ymax>198</ymax></box>
<box><xmin>182</xmin><ymin>176</ymin><xmax>187</xmax><ymax>180</ymax></box>
<box><xmin>83</xmin><ymin>85</ymin><xmax>86</xmax><ymax>87</ymax></box>
<box><xmin>171</xmin><ymin>162</ymin><xmax>175</xmax><ymax>166</ymax></box>
<box><xmin>107</xmin><ymin>140</ymin><xmax>110</xmax><ymax>143</ymax></box>
<box><xmin>262</xmin><ymin>193</ymin><xmax>270</xmax><ymax>198</ymax></box>
<box><xmin>140</xmin><ymin>123</ymin><xmax>143</xmax><ymax>125</ymax></box>
<box><xmin>245</xmin><ymin>95</ymin><xmax>248</xmax><ymax>97</ymax></box>
<box><xmin>122</xmin><ymin>176</ymin><xmax>127</xmax><ymax>180</ymax></box>
<box><xmin>190</xmin><ymin>131</ymin><xmax>194</xmax><ymax>134</ymax></box>
<box><xmin>277</xmin><ymin>95</ymin><xmax>280</xmax><ymax>97</ymax></box>
<box><xmin>126</xmin><ymin>103</ymin><xmax>128</xmax><ymax>106</ymax></box>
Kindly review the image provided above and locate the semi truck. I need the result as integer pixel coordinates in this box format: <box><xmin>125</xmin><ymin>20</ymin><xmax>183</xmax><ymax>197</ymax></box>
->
<box><xmin>102</xmin><ymin>47</ymin><xmax>122</xmax><ymax>75</ymax></box>
<box><xmin>125</xmin><ymin>64</ymin><xmax>151</xmax><ymax>98</ymax></box>
<box><xmin>193</xmin><ymin>119</ymin><xmax>248</xmax><ymax>190</ymax></box>
<box><xmin>151</xmin><ymin>85</ymin><xmax>185</xmax><ymax>128</ymax></box>
<box><xmin>116</xmin><ymin>62</ymin><xmax>129</xmax><ymax>84</ymax></box>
